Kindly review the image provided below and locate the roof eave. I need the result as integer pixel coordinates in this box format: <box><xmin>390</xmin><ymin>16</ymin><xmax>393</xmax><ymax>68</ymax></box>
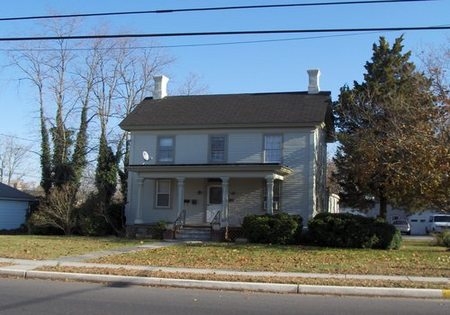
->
<box><xmin>120</xmin><ymin>122</ymin><xmax>325</xmax><ymax>131</ymax></box>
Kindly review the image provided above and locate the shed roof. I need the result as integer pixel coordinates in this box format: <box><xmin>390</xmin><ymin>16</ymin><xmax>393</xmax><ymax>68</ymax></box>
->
<box><xmin>0</xmin><ymin>182</ymin><xmax>36</xmax><ymax>201</ymax></box>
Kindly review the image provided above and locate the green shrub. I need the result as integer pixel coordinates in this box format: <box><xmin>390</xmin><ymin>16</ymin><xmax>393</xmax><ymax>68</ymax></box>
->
<box><xmin>307</xmin><ymin>213</ymin><xmax>401</xmax><ymax>249</ymax></box>
<box><xmin>435</xmin><ymin>230</ymin><xmax>450</xmax><ymax>248</ymax></box>
<box><xmin>77</xmin><ymin>198</ymin><xmax>125</xmax><ymax>236</ymax></box>
<box><xmin>151</xmin><ymin>221</ymin><xmax>168</xmax><ymax>240</ymax></box>
<box><xmin>241</xmin><ymin>213</ymin><xmax>302</xmax><ymax>245</ymax></box>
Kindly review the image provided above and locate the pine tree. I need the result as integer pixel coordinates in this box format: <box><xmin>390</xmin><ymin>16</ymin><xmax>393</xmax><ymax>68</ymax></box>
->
<box><xmin>95</xmin><ymin>131</ymin><xmax>118</xmax><ymax>208</ymax></box>
<box><xmin>334</xmin><ymin>36</ymin><xmax>442</xmax><ymax>218</ymax></box>
<box><xmin>39</xmin><ymin>105</ymin><xmax>52</xmax><ymax>196</ymax></box>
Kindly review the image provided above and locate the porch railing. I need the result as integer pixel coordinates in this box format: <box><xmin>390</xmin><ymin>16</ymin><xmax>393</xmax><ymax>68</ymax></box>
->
<box><xmin>173</xmin><ymin>209</ymin><xmax>186</xmax><ymax>232</ymax></box>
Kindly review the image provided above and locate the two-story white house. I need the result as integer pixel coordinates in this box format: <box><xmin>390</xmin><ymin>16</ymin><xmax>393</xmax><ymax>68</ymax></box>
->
<box><xmin>120</xmin><ymin>70</ymin><xmax>334</xmax><ymax>239</ymax></box>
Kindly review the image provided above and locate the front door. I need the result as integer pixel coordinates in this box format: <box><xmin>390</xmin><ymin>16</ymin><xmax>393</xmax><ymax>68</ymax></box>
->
<box><xmin>206</xmin><ymin>185</ymin><xmax>222</xmax><ymax>223</ymax></box>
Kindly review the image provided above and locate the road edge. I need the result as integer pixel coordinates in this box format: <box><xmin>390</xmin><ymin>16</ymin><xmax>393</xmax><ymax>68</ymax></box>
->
<box><xmin>1</xmin><ymin>269</ymin><xmax>448</xmax><ymax>299</ymax></box>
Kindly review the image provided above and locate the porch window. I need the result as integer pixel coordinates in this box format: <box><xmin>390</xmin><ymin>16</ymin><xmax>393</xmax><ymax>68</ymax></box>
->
<box><xmin>157</xmin><ymin>136</ymin><xmax>174</xmax><ymax>163</ymax></box>
<box><xmin>209</xmin><ymin>135</ymin><xmax>226</xmax><ymax>163</ymax></box>
<box><xmin>264</xmin><ymin>135</ymin><xmax>282</xmax><ymax>163</ymax></box>
<box><xmin>264</xmin><ymin>179</ymin><xmax>281</xmax><ymax>212</ymax></box>
<box><xmin>156</xmin><ymin>179</ymin><xmax>171</xmax><ymax>208</ymax></box>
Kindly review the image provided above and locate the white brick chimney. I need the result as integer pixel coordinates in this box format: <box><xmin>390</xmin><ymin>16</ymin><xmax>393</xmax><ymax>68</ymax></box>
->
<box><xmin>153</xmin><ymin>75</ymin><xmax>169</xmax><ymax>99</ymax></box>
<box><xmin>307</xmin><ymin>69</ymin><xmax>320</xmax><ymax>94</ymax></box>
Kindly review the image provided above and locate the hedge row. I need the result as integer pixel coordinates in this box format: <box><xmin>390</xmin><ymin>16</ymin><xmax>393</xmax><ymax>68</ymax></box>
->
<box><xmin>241</xmin><ymin>212</ymin><xmax>401</xmax><ymax>249</ymax></box>
<box><xmin>241</xmin><ymin>213</ymin><xmax>303</xmax><ymax>245</ymax></box>
<box><xmin>307</xmin><ymin>213</ymin><xmax>402</xmax><ymax>249</ymax></box>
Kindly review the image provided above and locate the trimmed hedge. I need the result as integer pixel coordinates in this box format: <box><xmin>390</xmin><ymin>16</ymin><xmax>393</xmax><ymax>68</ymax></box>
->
<box><xmin>435</xmin><ymin>230</ymin><xmax>450</xmax><ymax>248</ymax></box>
<box><xmin>241</xmin><ymin>213</ymin><xmax>303</xmax><ymax>245</ymax></box>
<box><xmin>307</xmin><ymin>213</ymin><xmax>402</xmax><ymax>249</ymax></box>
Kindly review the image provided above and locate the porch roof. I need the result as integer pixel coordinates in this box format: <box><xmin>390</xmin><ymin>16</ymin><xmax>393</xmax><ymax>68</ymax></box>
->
<box><xmin>127</xmin><ymin>163</ymin><xmax>293</xmax><ymax>179</ymax></box>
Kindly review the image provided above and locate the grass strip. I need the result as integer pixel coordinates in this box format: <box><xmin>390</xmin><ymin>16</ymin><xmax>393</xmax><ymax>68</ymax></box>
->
<box><xmin>0</xmin><ymin>235</ymin><xmax>140</xmax><ymax>260</ymax></box>
<box><xmin>37</xmin><ymin>265</ymin><xmax>450</xmax><ymax>290</ymax></box>
<box><xmin>91</xmin><ymin>242</ymin><xmax>450</xmax><ymax>277</ymax></box>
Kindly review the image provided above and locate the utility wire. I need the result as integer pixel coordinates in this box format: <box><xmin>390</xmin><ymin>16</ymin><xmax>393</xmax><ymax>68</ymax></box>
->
<box><xmin>0</xmin><ymin>32</ymin><xmax>384</xmax><ymax>52</ymax></box>
<box><xmin>0</xmin><ymin>0</ymin><xmax>436</xmax><ymax>22</ymax></box>
<box><xmin>0</xmin><ymin>25</ymin><xmax>448</xmax><ymax>42</ymax></box>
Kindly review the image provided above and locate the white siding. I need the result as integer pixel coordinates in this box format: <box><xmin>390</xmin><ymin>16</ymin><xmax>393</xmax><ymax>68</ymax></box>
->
<box><xmin>176</xmin><ymin>135</ymin><xmax>208</xmax><ymax>164</ymax></box>
<box><xmin>228</xmin><ymin>133</ymin><xmax>262</xmax><ymax>163</ymax></box>
<box><xmin>280</xmin><ymin>131</ymin><xmax>312</xmax><ymax>219</ymax></box>
<box><xmin>228</xmin><ymin>178</ymin><xmax>264</xmax><ymax>226</ymax></box>
<box><xmin>131</xmin><ymin>132</ymin><xmax>157</xmax><ymax>165</ymax></box>
<box><xmin>0</xmin><ymin>200</ymin><xmax>28</xmax><ymax>230</ymax></box>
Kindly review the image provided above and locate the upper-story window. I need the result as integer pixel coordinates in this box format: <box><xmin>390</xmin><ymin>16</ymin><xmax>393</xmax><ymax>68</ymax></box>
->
<box><xmin>264</xmin><ymin>135</ymin><xmax>282</xmax><ymax>163</ymax></box>
<box><xmin>157</xmin><ymin>136</ymin><xmax>174</xmax><ymax>163</ymax></box>
<box><xmin>209</xmin><ymin>135</ymin><xmax>226</xmax><ymax>163</ymax></box>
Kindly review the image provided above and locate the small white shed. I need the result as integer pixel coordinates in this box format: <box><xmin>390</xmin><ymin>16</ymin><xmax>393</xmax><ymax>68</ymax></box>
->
<box><xmin>0</xmin><ymin>183</ymin><xmax>36</xmax><ymax>230</ymax></box>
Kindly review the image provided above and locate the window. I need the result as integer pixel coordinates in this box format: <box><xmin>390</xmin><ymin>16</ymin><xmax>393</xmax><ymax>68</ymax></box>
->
<box><xmin>210</xmin><ymin>135</ymin><xmax>226</xmax><ymax>163</ymax></box>
<box><xmin>208</xmin><ymin>186</ymin><xmax>223</xmax><ymax>204</ymax></box>
<box><xmin>264</xmin><ymin>135</ymin><xmax>282</xmax><ymax>163</ymax></box>
<box><xmin>156</xmin><ymin>179</ymin><xmax>171</xmax><ymax>208</ymax></box>
<box><xmin>264</xmin><ymin>179</ymin><xmax>281</xmax><ymax>212</ymax></box>
<box><xmin>157</xmin><ymin>136</ymin><xmax>174</xmax><ymax>163</ymax></box>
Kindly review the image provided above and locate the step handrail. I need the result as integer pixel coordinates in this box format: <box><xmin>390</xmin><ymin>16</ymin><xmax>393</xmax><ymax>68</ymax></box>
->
<box><xmin>210</xmin><ymin>210</ymin><xmax>221</xmax><ymax>228</ymax></box>
<box><xmin>173</xmin><ymin>209</ymin><xmax>186</xmax><ymax>232</ymax></box>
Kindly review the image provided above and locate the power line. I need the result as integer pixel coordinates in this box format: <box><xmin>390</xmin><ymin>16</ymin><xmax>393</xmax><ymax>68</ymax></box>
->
<box><xmin>0</xmin><ymin>1</ymin><xmax>436</xmax><ymax>22</ymax></box>
<box><xmin>0</xmin><ymin>32</ymin><xmax>388</xmax><ymax>52</ymax></box>
<box><xmin>0</xmin><ymin>26</ymin><xmax>449</xmax><ymax>42</ymax></box>
<box><xmin>0</xmin><ymin>133</ymin><xmax>37</xmax><ymax>143</ymax></box>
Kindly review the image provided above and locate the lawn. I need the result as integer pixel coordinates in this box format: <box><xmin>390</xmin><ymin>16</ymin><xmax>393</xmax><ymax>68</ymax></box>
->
<box><xmin>92</xmin><ymin>240</ymin><xmax>450</xmax><ymax>277</ymax></box>
<box><xmin>0</xmin><ymin>235</ymin><xmax>139</xmax><ymax>260</ymax></box>
<box><xmin>1</xmin><ymin>235</ymin><xmax>448</xmax><ymax>278</ymax></box>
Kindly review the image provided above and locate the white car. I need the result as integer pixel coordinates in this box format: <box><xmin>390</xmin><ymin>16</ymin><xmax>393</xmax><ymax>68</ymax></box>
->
<box><xmin>392</xmin><ymin>220</ymin><xmax>411</xmax><ymax>235</ymax></box>
<box><xmin>426</xmin><ymin>214</ymin><xmax>450</xmax><ymax>234</ymax></box>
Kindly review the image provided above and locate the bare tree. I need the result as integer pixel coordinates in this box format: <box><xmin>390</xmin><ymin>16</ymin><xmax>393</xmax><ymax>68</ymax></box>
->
<box><xmin>177</xmin><ymin>72</ymin><xmax>209</xmax><ymax>95</ymax></box>
<box><xmin>0</xmin><ymin>136</ymin><xmax>31</xmax><ymax>185</ymax></box>
<box><xmin>29</xmin><ymin>184</ymin><xmax>78</xmax><ymax>235</ymax></box>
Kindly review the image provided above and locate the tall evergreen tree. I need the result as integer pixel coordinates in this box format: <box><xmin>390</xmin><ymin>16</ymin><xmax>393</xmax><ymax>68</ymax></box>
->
<box><xmin>71</xmin><ymin>102</ymin><xmax>88</xmax><ymax>188</ymax></box>
<box><xmin>40</xmin><ymin>105</ymin><xmax>52</xmax><ymax>196</ymax></box>
<box><xmin>334</xmin><ymin>36</ymin><xmax>444</xmax><ymax>218</ymax></box>
<box><xmin>95</xmin><ymin>131</ymin><xmax>118</xmax><ymax>207</ymax></box>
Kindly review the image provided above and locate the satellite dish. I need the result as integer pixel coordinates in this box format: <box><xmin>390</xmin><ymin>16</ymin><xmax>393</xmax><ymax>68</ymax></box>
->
<box><xmin>142</xmin><ymin>151</ymin><xmax>150</xmax><ymax>161</ymax></box>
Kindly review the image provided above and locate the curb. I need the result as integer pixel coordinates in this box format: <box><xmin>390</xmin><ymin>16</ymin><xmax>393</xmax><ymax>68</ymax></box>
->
<box><xmin>2</xmin><ymin>269</ymin><xmax>449</xmax><ymax>299</ymax></box>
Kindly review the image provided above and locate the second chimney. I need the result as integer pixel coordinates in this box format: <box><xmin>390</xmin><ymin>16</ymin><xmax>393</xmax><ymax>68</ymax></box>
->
<box><xmin>153</xmin><ymin>75</ymin><xmax>169</xmax><ymax>99</ymax></box>
<box><xmin>307</xmin><ymin>69</ymin><xmax>320</xmax><ymax>94</ymax></box>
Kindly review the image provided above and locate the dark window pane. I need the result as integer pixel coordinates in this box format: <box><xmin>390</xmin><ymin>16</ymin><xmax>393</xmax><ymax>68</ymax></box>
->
<box><xmin>209</xmin><ymin>187</ymin><xmax>222</xmax><ymax>204</ymax></box>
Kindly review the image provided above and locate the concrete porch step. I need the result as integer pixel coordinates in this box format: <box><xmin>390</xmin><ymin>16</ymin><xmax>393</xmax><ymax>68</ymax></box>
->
<box><xmin>175</xmin><ymin>226</ymin><xmax>212</xmax><ymax>241</ymax></box>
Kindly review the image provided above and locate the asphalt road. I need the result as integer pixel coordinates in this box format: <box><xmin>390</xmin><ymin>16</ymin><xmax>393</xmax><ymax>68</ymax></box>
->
<box><xmin>0</xmin><ymin>278</ymin><xmax>449</xmax><ymax>315</ymax></box>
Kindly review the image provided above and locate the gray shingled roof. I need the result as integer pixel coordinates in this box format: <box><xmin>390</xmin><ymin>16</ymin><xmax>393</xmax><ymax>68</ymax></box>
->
<box><xmin>120</xmin><ymin>92</ymin><xmax>333</xmax><ymax>133</ymax></box>
<box><xmin>0</xmin><ymin>182</ymin><xmax>36</xmax><ymax>201</ymax></box>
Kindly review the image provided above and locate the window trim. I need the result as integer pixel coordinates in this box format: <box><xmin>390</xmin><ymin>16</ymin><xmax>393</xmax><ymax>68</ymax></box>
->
<box><xmin>263</xmin><ymin>134</ymin><xmax>283</xmax><ymax>163</ymax></box>
<box><xmin>208</xmin><ymin>135</ymin><xmax>227</xmax><ymax>163</ymax></box>
<box><xmin>157</xmin><ymin>136</ymin><xmax>175</xmax><ymax>164</ymax></box>
<box><xmin>155</xmin><ymin>179</ymin><xmax>171</xmax><ymax>208</ymax></box>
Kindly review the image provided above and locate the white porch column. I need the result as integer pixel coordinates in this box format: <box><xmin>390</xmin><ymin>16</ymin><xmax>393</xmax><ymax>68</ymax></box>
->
<box><xmin>221</xmin><ymin>176</ymin><xmax>230</xmax><ymax>239</ymax></box>
<box><xmin>134</xmin><ymin>177</ymin><xmax>145</xmax><ymax>224</ymax></box>
<box><xmin>176</xmin><ymin>177</ymin><xmax>185</xmax><ymax>218</ymax></box>
<box><xmin>265</xmin><ymin>175</ymin><xmax>274</xmax><ymax>215</ymax></box>
<box><xmin>221</xmin><ymin>177</ymin><xmax>230</xmax><ymax>219</ymax></box>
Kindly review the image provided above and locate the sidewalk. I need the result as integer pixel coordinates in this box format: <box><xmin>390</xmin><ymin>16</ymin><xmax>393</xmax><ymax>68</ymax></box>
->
<box><xmin>1</xmin><ymin>241</ymin><xmax>449</xmax><ymax>299</ymax></box>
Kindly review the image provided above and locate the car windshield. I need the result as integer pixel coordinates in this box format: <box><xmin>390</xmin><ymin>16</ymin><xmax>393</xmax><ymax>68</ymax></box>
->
<box><xmin>434</xmin><ymin>216</ymin><xmax>450</xmax><ymax>222</ymax></box>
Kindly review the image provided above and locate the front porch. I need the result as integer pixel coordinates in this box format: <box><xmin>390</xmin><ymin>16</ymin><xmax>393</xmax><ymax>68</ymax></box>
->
<box><xmin>126</xmin><ymin>164</ymin><xmax>293</xmax><ymax>239</ymax></box>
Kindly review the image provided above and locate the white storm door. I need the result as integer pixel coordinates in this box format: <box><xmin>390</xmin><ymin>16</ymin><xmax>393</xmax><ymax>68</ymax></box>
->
<box><xmin>206</xmin><ymin>185</ymin><xmax>222</xmax><ymax>223</ymax></box>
